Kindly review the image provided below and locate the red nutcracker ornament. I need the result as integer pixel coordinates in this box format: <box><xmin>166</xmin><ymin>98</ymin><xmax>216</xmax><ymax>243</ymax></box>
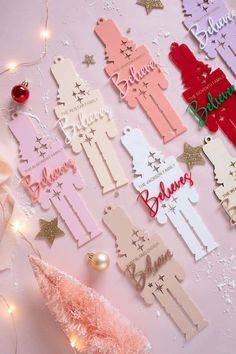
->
<box><xmin>11</xmin><ymin>80</ymin><xmax>30</xmax><ymax>103</ymax></box>
<box><xmin>169</xmin><ymin>42</ymin><xmax>236</xmax><ymax>147</ymax></box>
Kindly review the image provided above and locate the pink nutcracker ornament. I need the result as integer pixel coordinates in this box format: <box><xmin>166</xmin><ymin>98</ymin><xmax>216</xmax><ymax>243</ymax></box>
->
<box><xmin>95</xmin><ymin>18</ymin><xmax>186</xmax><ymax>143</ymax></box>
<box><xmin>103</xmin><ymin>206</ymin><xmax>208</xmax><ymax>340</ymax></box>
<box><xmin>9</xmin><ymin>113</ymin><xmax>101</xmax><ymax>247</ymax></box>
<box><xmin>51</xmin><ymin>56</ymin><xmax>128</xmax><ymax>194</ymax></box>
<box><xmin>182</xmin><ymin>0</ymin><xmax>236</xmax><ymax>75</ymax></box>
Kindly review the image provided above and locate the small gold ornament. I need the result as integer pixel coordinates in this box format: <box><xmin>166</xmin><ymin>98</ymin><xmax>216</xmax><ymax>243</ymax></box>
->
<box><xmin>177</xmin><ymin>142</ymin><xmax>205</xmax><ymax>170</ymax></box>
<box><xmin>87</xmin><ymin>252</ymin><xmax>110</xmax><ymax>272</ymax></box>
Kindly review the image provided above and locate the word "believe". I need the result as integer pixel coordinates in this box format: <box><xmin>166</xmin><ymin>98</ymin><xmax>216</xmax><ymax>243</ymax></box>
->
<box><xmin>111</xmin><ymin>60</ymin><xmax>158</xmax><ymax>99</ymax></box>
<box><xmin>137</xmin><ymin>172</ymin><xmax>194</xmax><ymax>217</ymax></box>
<box><xmin>190</xmin><ymin>10</ymin><xmax>236</xmax><ymax>50</ymax></box>
<box><xmin>188</xmin><ymin>84</ymin><xmax>236</xmax><ymax>127</ymax></box>
<box><xmin>126</xmin><ymin>251</ymin><xmax>173</xmax><ymax>291</ymax></box>
<box><xmin>22</xmin><ymin>159</ymin><xmax>77</xmax><ymax>203</ymax></box>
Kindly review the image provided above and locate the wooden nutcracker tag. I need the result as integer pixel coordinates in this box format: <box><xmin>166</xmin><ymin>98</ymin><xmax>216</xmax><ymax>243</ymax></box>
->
<box><xmin>95</xmin><ymin>18</ymin><xmax>186</xmax><ymax>143</ymax></box>
<box><xmin>203</xmin><ymin>136</ymin><xmax>236</xmax><ymax>225</ymax></box>
<box><xmin>103</xmin><ymin>205</ymin><xmax>208</xmax><ymax>340</ymax></box>
<box><xmin>8</xmin><ymin>113</ymin><xmax>102</xmax><ymax>247</ymax></box>
<box><xmin>51</xmin><ymin>56</ymin><xmax>128</xmax><ymax>194</ymax></box>
<box><xmin>169</xmin><ymin>42</ymin><xmax>236</xmax><ymax>146</ymax></box>
<box><xmin>181</xmin><ymin>0</ymin><xmax>236</xmax><ymax>76</ymax></box>
<box><xmin>121</xmin><ymin>127</ymin><xmax>218</xmax><ymax>261</ymax></box>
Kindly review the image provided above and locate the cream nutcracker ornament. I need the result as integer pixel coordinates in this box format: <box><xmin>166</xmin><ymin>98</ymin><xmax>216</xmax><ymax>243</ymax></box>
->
<box><xmin>51</xmin><ymin>56</ymin><xmax>128</xmax><ymax>194</ymax></box>
<box><xmin>103</xmin><ymin>206</ymin><xmax>208</xmax><ymax>340</ymax></box>
<box><xmin>203</xmin><ymin>136</ymin><xmax>236</xmax><ymax>225</ymax></box>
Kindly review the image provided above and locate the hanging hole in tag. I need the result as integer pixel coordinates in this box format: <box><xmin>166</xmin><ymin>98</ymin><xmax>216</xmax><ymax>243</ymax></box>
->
<box><xmin>104</xmin><ymin>206</ymin><xmax>112</xmax><ymax>214</ymax></box>
<box><xmin>205</xmin><ymin>136</ymin><xmax>212</xmax><ymax>143</ymax></box>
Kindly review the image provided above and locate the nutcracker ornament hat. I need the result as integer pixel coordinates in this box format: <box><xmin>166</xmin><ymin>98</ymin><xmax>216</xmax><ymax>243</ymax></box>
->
<box><xmin>29</xmin><ymin>256</ymin><xmax>151</xmax><ymax>354</ymax></box>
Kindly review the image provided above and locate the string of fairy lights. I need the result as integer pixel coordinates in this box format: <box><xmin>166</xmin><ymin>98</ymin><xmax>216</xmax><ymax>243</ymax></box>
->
<box><xmin>0</xmin><ymin>0</ymin><xmax>49</xmax><ymax>76</ymax></box>
<box><xmin>0</xmin><ymin>1</ymin><xmax>50</xmax><ymax>353</ymax></box>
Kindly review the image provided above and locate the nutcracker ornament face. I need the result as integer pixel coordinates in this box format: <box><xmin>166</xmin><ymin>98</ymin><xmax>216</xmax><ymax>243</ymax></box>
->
<box><xmin>203</xmin><ymin>136</ymin><xmax>236</xmax><ymax>225</ymax></box>
<box><xmin>169</xmin><ymin>42</ymin><xmax>236</xmax><ymax>146</ymax></box>
<box><xmin>51</xmin><ymin>56</ymin><xmax>128</xmax><ymax>194</ymax></box>
<box><xmin>182</xmin><ymin>0</ymin><xmax>236</xmax><ymax>76</ymax></box>
<box><xmin>121</xmin><ymin>127</ymin><xmax>218</xmax><ymax>261</ymax></box>
<box><xmin>103</xmin><ymin>206</ymin><xmax>208</xmax><ymax>340</ymax></box>
<box><xmin>95</xmin><ymin>18</ymin><xmax>186</xmax><ymax>143</ymax></box>
<box><xmin>9</xmin><ymin>113</ymin><xmax>101</xmax><ymax>247</ymax></box>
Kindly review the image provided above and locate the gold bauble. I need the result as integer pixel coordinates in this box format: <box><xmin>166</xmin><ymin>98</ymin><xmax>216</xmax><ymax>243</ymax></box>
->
<box><xmin>87</xmin><ymin>252</ymin><xmax>110</xmax><ymax>272</ymax></box>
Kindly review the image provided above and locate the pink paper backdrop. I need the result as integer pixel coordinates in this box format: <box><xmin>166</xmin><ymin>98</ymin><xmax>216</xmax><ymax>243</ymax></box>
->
<box><xmin>0</xmin><ymin>1</ymin><xmax>236</xmax><ymax>353</ymax></box>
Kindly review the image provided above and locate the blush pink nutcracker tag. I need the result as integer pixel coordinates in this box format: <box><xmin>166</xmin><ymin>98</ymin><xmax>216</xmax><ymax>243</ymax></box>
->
<box><xmin>95</xmin><ymin>18</ymin><xmax>186</xmax><ymax>143</ymax></box>
<box><xmin>103</xmin><ymin>206</ymin><xmax>208</xmax><ymax>340</ymax></box>
<box><xmin>8</xmin><ymin>113</ymin><xmax>102</xmax><ymax>247</ymax></box>
<box><xmin>182</xmin><ymin>0</ymin><xmax>236</xmax><ymax>75</ymax></box>
<box><xmin>203</xmin><ymin>136</ymin><xmax>236</xmax><ymax>226</ymax></box>
<box><xmin>51</xmin><ymin>56</ymin><xmax>128</xmax><ymax>194</ymax></box>
<box><xmin>121</xmin><ymin>127</ymin><xmax>218</xmax><ymax>261</ymax></box>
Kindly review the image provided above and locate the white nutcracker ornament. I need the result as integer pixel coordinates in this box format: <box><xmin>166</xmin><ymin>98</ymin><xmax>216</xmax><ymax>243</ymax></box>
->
<box><xmin>121</xmin><ymin>127</ymin><xmax>218</xmax><ymax>261</ymax></box>
<box><xmin>51</xmin><ymin>56</ymin><xmax>128</xmax><ymax>194</ymax></box>
<box><xmin>103</xmin><ymin>206</ymin><xmax>208</xmax><ymax>339</ymax></box>
<box><xmin>203</xmin><ymin>136</ymin><xmax>236</xmax><ymax>225</ymax></box>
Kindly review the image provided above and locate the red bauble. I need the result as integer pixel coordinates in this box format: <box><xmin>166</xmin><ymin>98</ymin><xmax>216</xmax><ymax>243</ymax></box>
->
<box><xmin>11</xmin><ymin>81</ymin><xmax>30</xmax><ymax>103</ymax></box>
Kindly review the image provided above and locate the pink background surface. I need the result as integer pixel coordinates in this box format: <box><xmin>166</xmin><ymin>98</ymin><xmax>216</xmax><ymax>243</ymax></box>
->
<box><xmin>0</xmin><ymin>1</ymin><xmax>236</xmax><ymax>353</ymax></box>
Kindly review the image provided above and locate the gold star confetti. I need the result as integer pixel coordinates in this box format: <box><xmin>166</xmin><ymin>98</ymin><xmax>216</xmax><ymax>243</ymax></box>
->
<box><xmin>82</xmin><ymin>54</ymin><xmax>95</xmax><ymax>67</ymax></box>
<box><xmin>136</xmin><ymin>0</ymin><xmax>163</xmax><ymax>14</ymax></box>
<box><xmin>35</xmin><ymin>218</ymin><xmax>65</xmax><ymax>247</ymax></box>
<box><xmin>177</xmin><ymin>143</ymin><xmax>205</xmax><ymax>170</ymax></box>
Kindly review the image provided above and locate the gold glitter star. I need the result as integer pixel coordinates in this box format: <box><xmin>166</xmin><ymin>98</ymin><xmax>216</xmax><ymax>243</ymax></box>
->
<box><xmin>35</xmin><ymin>218</ymin><xmax>65</xmax><ymax>247</ymax></box>
<box><xmin>82</xmin><ymin>54</ymin><xmax>95</xmax><ymax>67</ymax></box>
<box><xmin>177</xmin><ymin>143</ymin><xmax>205</xmax><ymax>170</ymax></box>
<box><xmin>137</xmin><ymin>0</ymin><xmax>163</xmax><ymax>14</ymax></box>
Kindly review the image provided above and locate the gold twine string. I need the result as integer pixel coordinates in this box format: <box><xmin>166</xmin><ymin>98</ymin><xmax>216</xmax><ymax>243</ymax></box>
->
<box><xmin>0</xmin><ymin>295</ymin><xmax>18</xmax><ymax>354</ymax></box>
<box><xmin>8</xmin><ymin>223</ymin><xmax>42</xmax><ymax>260</ymax></box>
<box><xmin>0</xmin><ymin>0</ymin><xmax>49</xmax><ymax>76</ymax></box>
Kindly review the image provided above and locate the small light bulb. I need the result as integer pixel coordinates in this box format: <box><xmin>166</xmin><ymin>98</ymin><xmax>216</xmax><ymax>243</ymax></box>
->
<box><xmin>8</xmin><ymin>62</ymin><xmax>17</xmax><ymax>71</ymax></box>
<box><xmin>11</xmin><ymin>221</ymin><xmax>23</xmax><ymax>232</ymax></box>
<box><xmin>41</xmin><ymin>29</ymin><xmax>50</xmax><ymax>39</ymax></box>
<box><xmin>8</xmin><ymin>305</ymin><xmax>15</xmax><ymax>314</ymax></box>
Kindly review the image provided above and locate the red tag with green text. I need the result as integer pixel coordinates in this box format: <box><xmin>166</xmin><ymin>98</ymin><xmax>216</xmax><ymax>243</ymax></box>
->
<box><xmin>169</xmin><ymin>42</ymin><xmax>236</xmax><ymax>146</ymax></box>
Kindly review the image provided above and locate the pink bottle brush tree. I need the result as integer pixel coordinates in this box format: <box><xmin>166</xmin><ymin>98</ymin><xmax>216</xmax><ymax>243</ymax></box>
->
<box><xmin>29</xmin><ymin>256</ymin><xmax>151</xmax><ymax>354</ymax></box>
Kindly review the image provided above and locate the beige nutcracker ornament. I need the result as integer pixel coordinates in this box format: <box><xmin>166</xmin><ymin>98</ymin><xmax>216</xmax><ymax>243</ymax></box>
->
<box><xmin>103</xmin><ymin>206</ymin><xmax>208</xmax><ymax>340</ymax></box>
<box><xmin>51</xmin><ymin>56</ymin><xmax>128</xmax><ymax>194</ymax></box>
<box><xmin>203</xmin><ymin>136</ymin><xmax>236</xmax><ymax>225</ymax></box>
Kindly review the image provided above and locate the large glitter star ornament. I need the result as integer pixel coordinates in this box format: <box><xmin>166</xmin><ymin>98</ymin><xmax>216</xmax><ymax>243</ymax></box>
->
<box><xmin>35</xmin><ymin>218</ymin><xmax>65</xmax><ymax>247</ymax></box>
<box><xmin>82</xmin><ymin>54</ymin><xmax>95</xmax><ymax>67</ymax></box>
<box><xmin>137</xmin><ymin>0</ymin><xmax>164</xmax><ymax>14</ymax></box>
<box><xmin>177</xmin><ymin>143</ymin><xmax>205</xmax><ymax>170</ymax></box>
